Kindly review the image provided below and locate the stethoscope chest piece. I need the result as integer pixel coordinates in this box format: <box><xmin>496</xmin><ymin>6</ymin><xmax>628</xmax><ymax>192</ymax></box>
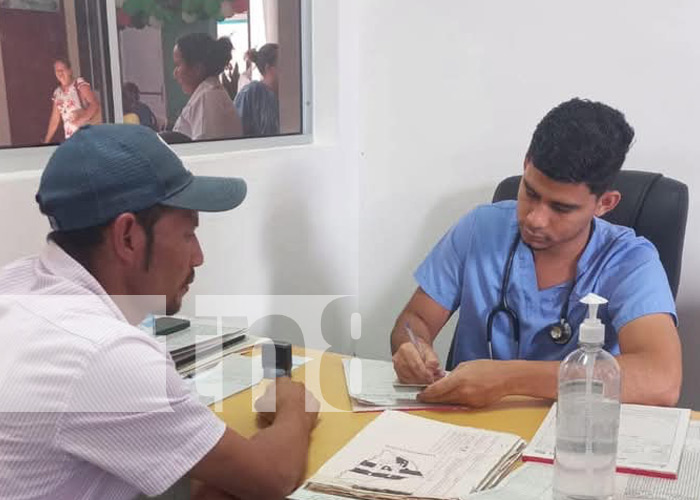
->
<box><xmin>548</xmin><ymin>319</ymin><xmax>573</xmax><ymax>345</ymax></box>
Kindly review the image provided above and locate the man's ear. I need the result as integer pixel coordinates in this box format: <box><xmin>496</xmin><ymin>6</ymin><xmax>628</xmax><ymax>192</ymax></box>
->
<box><xmin>108</xmin><ymin>213</ymin><xmax>146</xmax><ymax>266</ymax></box>
<box><xmin>595</xmin><ymin>190</ymin><xmax>621</xmax><ymax>218</ymax></box>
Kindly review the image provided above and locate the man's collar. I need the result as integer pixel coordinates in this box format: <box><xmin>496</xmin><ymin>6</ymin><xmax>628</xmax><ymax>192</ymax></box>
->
<box><xmin>40</xmin><ymin>241</ymin><xmax>129</xmax><ymax>323</ymax></box>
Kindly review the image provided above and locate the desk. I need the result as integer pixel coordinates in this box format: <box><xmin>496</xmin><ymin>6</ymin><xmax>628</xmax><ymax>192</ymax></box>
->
<box><xmin>211</xmin><ymin>350</ymin><xmax>556</xmax><ymax>479</ymax></box>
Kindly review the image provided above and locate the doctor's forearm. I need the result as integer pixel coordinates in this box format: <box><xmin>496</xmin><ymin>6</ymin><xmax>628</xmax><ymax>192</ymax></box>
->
<box><xmin>503</xmin><ymin>356</ymin><xmax>680</xmax><ymax>406</ymax></box>
<box><xmin>390</xmin><ymin>310</ymin><xmax>431</xmax><ymax>354</ymax></box>
<box><xmin>615</xmin><ymin>354</ymin><xmax>681</xmax><ymax>407</ymax></box>
<box><xmin>502</xmin><ymin>360</ymin><xmax>559</xmax><ymax>400</ymax></box>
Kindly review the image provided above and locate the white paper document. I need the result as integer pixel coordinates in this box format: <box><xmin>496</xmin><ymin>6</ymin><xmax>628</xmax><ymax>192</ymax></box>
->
<box><xmin>189</xmin><ymin>353</ymin><xmax>310</xmax><ymax>406</ymax></box>
<box><xmin>523</xmin><ymin>403</ymin><xmax>690</xmax><ymax>478</ymax></box>
<box><xmin>303</xmin><ymin>410</ymin><xmax>525</xmax><ymax>499</ymax></box>
<box><xmin>465</xmin><ymin>463</ymin><xmax>626</xmax><ymax>500</ymax></box>
<box><xmin>619</xmin><ymin>420</ymin><xmax>700</xmax><ymax>500</ymax></box>
<box><xmin>342</xmin><ymin>358</ymin><xmax>458</xmax><ymax>412</ymax></box>
<box><xmin>156</xmin><ymin>323</ymin><xmax>246</xmax><ymax>353</ymax></box>
<box><xmin>469</xmin><ymin>422</ymin><xmax>700</xmax><ymax>500</ymax></box>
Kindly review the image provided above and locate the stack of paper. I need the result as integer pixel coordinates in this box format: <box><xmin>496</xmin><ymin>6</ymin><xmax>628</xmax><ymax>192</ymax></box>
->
<box><xmin>469</xmin><ymin>421</ymin><xmax>700</xmax><ymax>500</ymax></box>
<box><xmin>523</xmin><ymin>403</ymin><xmax>691</xmax><ymax>479</ymax></box>
<box><xmin>153</xmin><ymin>323</ymin><xmax>260</xmax><ymax>375</ymax></box>
<box><xmin>171</xmin><ymin>329</ymin><xmax>246</xmax><ymax>368</ymax></box>
<box><xmin>298</xmin><ymin>411</ymin><xmax>525</xmax><ymax>499</ymax></box>
<box><xmin>342</xmin><ymin>358</ymin><xmax>458</xmax><ymax>412</ymax></box>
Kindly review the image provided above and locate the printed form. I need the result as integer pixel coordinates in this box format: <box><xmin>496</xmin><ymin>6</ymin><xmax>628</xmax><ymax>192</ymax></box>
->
<box><xmin>469</xmin><ymin>421</ymin><xmax>700</xmax><ymax>500</ymax></box>
<box><xmin>523</xmin><ymin>403</ymin><xmax>691</xmax><ymax>478</ymax></box>
<box><xmin>303</xmin><ymin>411</ymin><xmax>525</xmax><ymax>499</ymax></box>
<box><xmin>342</xmin><ymin>358</ymin><xmax>459</xmax><ymax>412</ymax></box>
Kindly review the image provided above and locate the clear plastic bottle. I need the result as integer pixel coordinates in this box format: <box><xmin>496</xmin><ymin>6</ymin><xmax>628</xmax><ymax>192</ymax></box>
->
<box><xmin>553</xmin><ymin>293</ymin><xmax>621</xmax><ymax>500</ymax></box>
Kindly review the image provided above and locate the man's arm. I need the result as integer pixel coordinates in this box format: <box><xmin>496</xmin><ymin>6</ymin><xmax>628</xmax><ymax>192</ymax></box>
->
<box><xmin>189</xmin><ymin>378</ymin><xmax>319</xmax><ymax>500</ymax></box>
<box><xmin>391</xmin><ymin>287</ymin><xmax>452</xmax><ymax>383</ymax></box>
<box><xmin>419</xmin><ymin>313</ymin><xmax>681</xmax><ymax>407</ymax></box>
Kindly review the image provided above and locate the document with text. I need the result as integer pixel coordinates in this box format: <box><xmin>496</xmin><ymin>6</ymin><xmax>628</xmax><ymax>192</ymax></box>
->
<box><xmin>470</xmin><ymin>421</ymin><xmax>700</xmax><ymax>500</ymax></box>
<box><xmin>523</xmin><ymin>403</ymin><xmax>691</xmax><ymax>479</ymax></box>
<box><xmin>302</xmin><ymin>410</ymin><xmax>525</xmax><ymax>500</ymax></box>
<box><xmin>342</xmin><ymin>358</ymin><xmax>459</xmax><ymax>412</ymax></box>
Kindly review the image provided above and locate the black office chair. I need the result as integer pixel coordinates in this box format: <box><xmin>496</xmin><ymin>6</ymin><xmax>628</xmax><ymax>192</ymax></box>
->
<box><xmin>493</xmin><ymin>171</ymin><xmax>688</xmax><ymax>299</ymax></box>
<box><xmin>446</xmin><ymin>171</ymin><xmax>688</xmax><ymax>369</ymax></box>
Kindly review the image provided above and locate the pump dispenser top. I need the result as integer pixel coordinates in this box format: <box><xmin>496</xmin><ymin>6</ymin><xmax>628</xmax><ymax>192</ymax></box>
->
<box><xmin>579</xmin><ymin>293</ymin><xmax>608</xmax><ymax>344</ymax></box>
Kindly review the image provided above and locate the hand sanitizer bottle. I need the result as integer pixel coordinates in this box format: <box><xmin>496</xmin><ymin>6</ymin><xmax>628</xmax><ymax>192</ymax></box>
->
<box><xmin>553</xmin><ymin>293</ymin><xmax>621</xmax><ymax>500</ymax></box>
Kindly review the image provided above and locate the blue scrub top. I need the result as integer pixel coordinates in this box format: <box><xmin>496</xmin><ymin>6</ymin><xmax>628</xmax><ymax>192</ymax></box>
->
<box><xmin>415</xmin><ymin>201</ymin><xmax>676</xmax><ymax>365</ymax></box>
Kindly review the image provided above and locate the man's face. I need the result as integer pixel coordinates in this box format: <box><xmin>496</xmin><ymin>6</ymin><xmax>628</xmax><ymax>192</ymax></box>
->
<box><xmin>140</xmin><ymin>208</ymin><xmax>204</xmax><ymax>315</ymax></box>
<box><xmin>517</xmin><ymin>162</ymin><xmax>601</xmax><ymax>252</ymax></box>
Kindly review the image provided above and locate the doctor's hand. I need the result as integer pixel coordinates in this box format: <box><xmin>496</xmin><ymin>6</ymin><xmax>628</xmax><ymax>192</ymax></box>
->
<box><xmin>418</xmin><ymin>360</ymin><xmax>509</xmax><ymax>408</ymax></box>
<box><xmin>392</xmin><ymin>340</ymin><xmax>444</xmax><ymax>384</ymax></box>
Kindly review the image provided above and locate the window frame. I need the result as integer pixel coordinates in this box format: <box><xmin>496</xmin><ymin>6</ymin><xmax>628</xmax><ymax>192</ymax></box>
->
<box><xmin>0</xmin><ymin>0</ymin><xmax>313</xmax><ymax>172</ymax></box>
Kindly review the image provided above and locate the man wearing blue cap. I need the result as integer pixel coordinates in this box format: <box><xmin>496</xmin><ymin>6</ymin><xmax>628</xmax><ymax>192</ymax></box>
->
<box><xmin>0</xmin><ymin>125</ymin><xmax>318</xmax><ymax>500</ymax></box>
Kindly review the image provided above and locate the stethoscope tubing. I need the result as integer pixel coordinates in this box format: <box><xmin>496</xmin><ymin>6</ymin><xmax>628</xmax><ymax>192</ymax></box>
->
<box><xmin>486</xmin><ymin>231</ymin><xmax>574</xmax><ymax>359</ymax></box>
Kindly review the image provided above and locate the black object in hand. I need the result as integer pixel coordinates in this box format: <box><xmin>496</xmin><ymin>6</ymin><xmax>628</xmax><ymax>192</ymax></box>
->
<box><xmin>262</xmin><ymin>341</ymin><xmax>292</xmax><ymax>378</ymax></box>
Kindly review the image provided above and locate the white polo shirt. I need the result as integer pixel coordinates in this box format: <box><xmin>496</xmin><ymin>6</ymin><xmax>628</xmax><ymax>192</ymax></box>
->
<box><xmin>0</xmin><ymin>242</ymin><xmax>226</xmax><ymax>499</ymax></box>
<box><xmin>173</xmin><ymin>77</ymin><xmax>243</xmax><ymax>141</ymax></box>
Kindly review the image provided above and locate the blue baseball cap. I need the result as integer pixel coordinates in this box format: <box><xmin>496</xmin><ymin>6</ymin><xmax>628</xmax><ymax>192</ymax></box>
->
<box><xmin>36</xmin><ymin>124</ymin><xmax>247</xmax><ymax>231</ymax></box>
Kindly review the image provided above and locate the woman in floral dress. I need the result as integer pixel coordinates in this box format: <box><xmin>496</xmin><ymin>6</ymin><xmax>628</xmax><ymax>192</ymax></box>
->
<box><xmin>43</xmin><ymin>58</ymin><xmax>100</xmax><ymax>143</ymax></box>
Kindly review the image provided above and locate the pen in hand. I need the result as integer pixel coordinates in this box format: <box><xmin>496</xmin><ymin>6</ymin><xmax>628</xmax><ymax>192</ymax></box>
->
<box><xmin>405</xmin><ymin>323</ymin><xmax>434</xmax><ymax>382</ymax></box>
<box><xmin>404</xmin><ymin>322</ymin><xmax>426</xmax><ymax>361</ymax></box>
<box><xmin>404</xmin><ymin>322</ymin><xmax>447</xmax><ymax>381</ymax></box>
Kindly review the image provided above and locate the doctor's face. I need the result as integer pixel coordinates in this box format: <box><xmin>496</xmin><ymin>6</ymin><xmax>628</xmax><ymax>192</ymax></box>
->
<box><xmin>517</xmin><ymin>162</ymin><xmax>602</xmax><ymax>252</ymax></box>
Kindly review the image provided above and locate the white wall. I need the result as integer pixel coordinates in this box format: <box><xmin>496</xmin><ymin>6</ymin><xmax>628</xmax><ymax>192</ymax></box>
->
<box><xmin>355</xmin><ymin>0</ymin><xmax>700</xmax><ymax>408</ymax></box>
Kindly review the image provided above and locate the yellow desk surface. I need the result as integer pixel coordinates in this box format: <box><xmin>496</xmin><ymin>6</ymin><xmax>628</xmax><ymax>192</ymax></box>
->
<box><xmin>211</xmin><ymin>350</ymin><xmax>555</xmax><ymax>479</ymax></box>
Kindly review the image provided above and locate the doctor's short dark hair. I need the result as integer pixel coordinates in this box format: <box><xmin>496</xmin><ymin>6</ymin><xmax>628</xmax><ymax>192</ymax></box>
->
<box><xmin>525</xmin><ymin>98</ymin><xmax>635</xmax><ymax>196</ymax></box>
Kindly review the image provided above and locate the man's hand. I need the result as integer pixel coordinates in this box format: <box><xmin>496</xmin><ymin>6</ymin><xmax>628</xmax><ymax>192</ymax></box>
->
<box><xmin>418</xmin><ymin>360</ymin><xmax>510</xmax><ymax>408</ymax></box>
<box><xmin>392</xmin><ymin>340</ymin><xmax>443</xmax><ymax>384</ymax></box>
<box><xmin>254</xmin><ymin>377</ymin><xmax>319</xmax><ymax>430</ymax></box>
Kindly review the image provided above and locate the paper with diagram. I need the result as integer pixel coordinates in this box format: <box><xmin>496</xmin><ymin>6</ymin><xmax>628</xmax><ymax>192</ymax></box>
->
<box><xmin>302</xmin><ymin>410</ymin><xmax>525</xmax><ymax>499</ymax></box>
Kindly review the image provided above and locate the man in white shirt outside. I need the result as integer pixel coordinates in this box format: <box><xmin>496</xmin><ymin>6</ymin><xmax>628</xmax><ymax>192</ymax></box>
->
<box><xmin>0</xmin><ymin>124</ymin><xmax>318</xmax><ymax>500</ymax></box>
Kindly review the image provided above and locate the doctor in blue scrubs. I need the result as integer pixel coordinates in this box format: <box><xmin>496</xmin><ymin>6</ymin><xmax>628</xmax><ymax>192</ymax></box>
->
<box><xmin>391</xmin><ymin>98</ymin><xmax>681</xmax><ymax>408</ymax></box>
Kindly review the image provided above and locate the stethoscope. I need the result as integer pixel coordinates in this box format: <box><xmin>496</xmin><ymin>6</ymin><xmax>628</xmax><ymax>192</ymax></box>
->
<box><xmin>486</xmin><ymin>233</ymin><xmax>575</xmax><ymax>359</ymax></box>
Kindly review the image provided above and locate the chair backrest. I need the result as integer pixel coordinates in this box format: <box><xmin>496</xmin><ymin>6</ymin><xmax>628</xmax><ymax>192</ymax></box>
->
<box><xmin>492</xmin><ymin>170</ymin><xmax>689</xmax><ymax>299</ymax></box>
